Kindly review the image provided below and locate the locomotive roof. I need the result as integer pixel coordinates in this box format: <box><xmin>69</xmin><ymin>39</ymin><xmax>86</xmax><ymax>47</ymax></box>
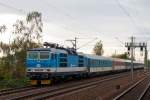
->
<box><xmin>28</xmin><ymin>48</ymin><xmax>51</xmax><ymax>51</ymax></box>
<box><xmin>28</xmin><ymin>48</ymin><xmax>68</xmax><ymax>54</ymax></box>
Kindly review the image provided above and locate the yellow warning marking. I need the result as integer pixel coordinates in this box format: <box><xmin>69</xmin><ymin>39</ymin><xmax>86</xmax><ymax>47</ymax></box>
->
<box><xmin>41</xmin><ymin>80</ymin><xmax>51</xmax><ymax>85</ymax></box>
<box><xmin>30</xmin><ymin>80</ymin><xmax>37</xmax><ymax>85</ymax></box>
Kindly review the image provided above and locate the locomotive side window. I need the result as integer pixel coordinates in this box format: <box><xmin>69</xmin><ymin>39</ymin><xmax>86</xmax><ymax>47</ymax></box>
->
<box><xmin>59</xmin><ymin>53</ymin><xmax>67</xmax><ymax>67</ymax></box>
<box><xmin>51</xmin><ymin>53</ymin><xmax>54</xmax><ymax>59</ymax></box>
<box><xmin>40</xmin><ymin>52</ymin><xmax>50</xmax><ymax>59</ymax></box>
<box><xmin>28</xmin><ymin>52</ymin><xmax>38</xmax><ymax>59</ymax></box>
<box><xmin>79</xmin><ymin>55</ymin><xmax>84</xmax><ymax>67</ymax></box>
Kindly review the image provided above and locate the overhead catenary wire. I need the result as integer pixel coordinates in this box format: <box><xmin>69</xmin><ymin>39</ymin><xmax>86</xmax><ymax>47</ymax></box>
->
<box><xmin>41</xmin><ymin>0</ymin><xmax>126</xmax><ymax>50</ymax></box>
<box><xmin>41</xmin><ymin>0</ymin><xmax>80</xmax><ymax>34</ymax></box>
<box><xmin>115</xmin><ymin>0</ymin><xmax>150</xmax><ymax>55</ymax></box>
<box><xmin>0</xmin><ymin>1</ymin><xmax>26</xmax><ymax>14</ymax></box>
<box><xmin>43</xmin><ymin>0</ymin><xmax>76</xmax><ymax>21</ymax></box>
<box><xmin>77</xmin><ymin>38</ymin><xmax>98</xmax><ymax>50</ymax></box>
<box><xmin>115</xmin><ymin>0</ymin><xmax>142</xmax><ymax>33</ymax></box>
<box><xmin>115</xmin><ymin>37</ymin><xmax>124</xmax><ymax>46</ymax></box>
<box><xmin>114</xmin><ymin>0</ymin><xmax>148</xmax><ymax>53</ymax></box>
<box><xmin>0</xmin><ymin>0</ymin><xmax>129</xmax><ymax>54</ymax></box>
<box><xmin>0</xmin><ymin>0</ymin><xmax>78</xmax><ymax>34</ymax></box>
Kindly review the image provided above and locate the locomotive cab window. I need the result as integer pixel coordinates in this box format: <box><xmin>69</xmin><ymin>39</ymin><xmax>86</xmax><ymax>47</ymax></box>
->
<box><xmin>51</xmin><ymin>53</ymin><xmax>55</xmax><ymax>59</ymax></box>
<box><xmin>40</xmin><ymin>52</ymin><xmax>50</xmax><ymax>59</ymax></box>
<box><xmin>27</xmin><ymin>51</ymin><xmax>38</xmax><ymax>60</ymax></box>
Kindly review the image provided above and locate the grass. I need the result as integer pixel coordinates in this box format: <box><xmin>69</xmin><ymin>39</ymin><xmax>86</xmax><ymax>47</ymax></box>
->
<box><xmin>0</xmin><ymin>78</ymin><xmax>29</xmax><ymax>90</ymax></box>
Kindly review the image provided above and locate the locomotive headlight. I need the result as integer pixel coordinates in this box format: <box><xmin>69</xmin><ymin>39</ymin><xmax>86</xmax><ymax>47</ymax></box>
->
<box><xmin>27</xmin><ymin>69</ymin><xmax>31</xmax><ymax>72</ymax></box>
<box><xmin>47</xmin><ymin>69</ymin><xmax>51</xmax><ymax>72</ymax></box>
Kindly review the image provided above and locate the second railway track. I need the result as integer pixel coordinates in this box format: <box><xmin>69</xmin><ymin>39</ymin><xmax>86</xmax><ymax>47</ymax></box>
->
<box><xmin>113</xmin><ymin>73</ymin><xmax>150</xmax><ymax>100</ymax></box>
<box><xmin>139</xmin><ymin>81</ymin><xmax>150</xmax><ymax>100</ymax></box>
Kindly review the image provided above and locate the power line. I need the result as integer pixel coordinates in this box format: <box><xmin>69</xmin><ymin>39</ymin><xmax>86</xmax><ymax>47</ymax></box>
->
<box><xmin>43</xmin><ymin>0</ymin><xmax>76</xmax><ymax>21</ymax></box>
<box><xmin>115</xmin><ymin>0</ymin><xmax>142</xmax><ymax>33</ymax></box>
<box><xmin>42</xmin><ymin>0</ymin><xmax>148</xmax><ymax>57</ymax></box>
<box><xmin>115</xmin><ymin>0</ymin><xmax>150</xmax><ymax>48</ymax></box>
<box><xmin>77</xmin><ymin>38</ymin><xmax>98</xmax><ymax>50</ymax></box>
<box><xmin>0</xmin><ymin>1</ymin><xmax>76</xmax><ymax>34</ymax></box>
<box><xmin>0</xmin><ymin>1</ymin><xmax>26</xmax><ymax>14</ymax></box>
<box><xmin>42</xmin><ymin>0</ymin><xmax>128</xmax><ymax>52</ymax></box>
<box><xmin>114</xmin><ymin>0</ymin><xmax>147</xmax><ymax>50</ymax></box>
<box><xmin>42</xmin><ymin>0</ymin><xmax>126</xmax><ymax>49</ymax></box>
<box><xmin>41</xmin><ymin>0</ymin><xmax>79</xmax><ymax>34</ymax></box>
<box><xmin>37</xmin><ymin>0</ymin><xmax>126</xmax><ymax>51</ymax></box>
<box><xmin>115</xmin><ymin>37</ymin><xmax>124</xmax><ymax>46</ymax></box>
<box><xmin>96</xmin><ymin>32</ymin><xmax>125</xmax><ymax>48</ymax></box>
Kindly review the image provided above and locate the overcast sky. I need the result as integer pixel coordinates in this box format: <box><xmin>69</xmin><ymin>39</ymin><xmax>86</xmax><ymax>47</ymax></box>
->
<box><xmin>0</xmin><ymin>0</ymin><xmax>150</xmax><ymax>60</ymax></box>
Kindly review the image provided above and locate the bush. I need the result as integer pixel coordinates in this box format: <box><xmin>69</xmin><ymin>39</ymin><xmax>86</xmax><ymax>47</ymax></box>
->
<box><xmin>0</xmin><ymin>78</ymin><xmax>29</xmax><ymax>89</ymax></box>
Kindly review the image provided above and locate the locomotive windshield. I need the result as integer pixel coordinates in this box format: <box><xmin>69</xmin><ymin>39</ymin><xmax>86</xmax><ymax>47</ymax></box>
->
<box><xmin>27</xmin><ymin>51</ymin><xmax>50</xmax><ymax>60</ymax></box>
<box><xmin>40</xmin><ymin>52</ymin><xmax>50</xmax><ymax>59</ymax></box>
<box><xmin>28</xmin><ymin>51</ymin><xmax>38</xmax><ymax>59</ymax></box>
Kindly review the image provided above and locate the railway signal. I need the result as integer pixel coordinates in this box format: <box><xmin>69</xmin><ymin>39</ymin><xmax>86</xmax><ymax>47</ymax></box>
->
<box><xmin>125</xmin><ymin>36</ymin><xmax>148</xmax><ymax>82</ymax></box>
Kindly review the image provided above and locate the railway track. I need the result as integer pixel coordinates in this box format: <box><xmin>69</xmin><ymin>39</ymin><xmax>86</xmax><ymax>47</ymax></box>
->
<box><xmin>0</xmin><ymin>70</ymin><xmax>147</xmax><ymax>100</ymax></box>
<box><xmin>113</xmin><ymin>73</ymin><xmax>150</xmax><ymax>100</ymax></box>
<box><xmin>0</xmin><ymin>70</ymin><xmax>146</xmax><ymax>100</ymax></box>
<box><xmin>0</xmin><ymin>86</ymin><xmax>37</xmax><ymax>96</ymax></box>
<box><xmin>24</xmin><ymin>74</ymin><xmax>130</xmax><ymax>100</ymax></box>
<box><xmin>30</xmin><ymin>70</ymin><xmax>149</xmax><ymax>100</ymax></box>
<box><xmin>139</xmin><ymin>81</ymin><xmax>150</xmax><ymax>100</ymax></box>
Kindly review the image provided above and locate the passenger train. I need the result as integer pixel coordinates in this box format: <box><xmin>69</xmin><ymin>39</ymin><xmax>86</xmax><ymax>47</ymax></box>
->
<box><xmin>26</xmin><ymin>42</ymin><xmax>144</xmax><ymax>85</ymax></box>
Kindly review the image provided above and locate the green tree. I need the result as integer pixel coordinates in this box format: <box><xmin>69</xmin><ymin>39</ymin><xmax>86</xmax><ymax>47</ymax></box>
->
<box><xmin>93</xmin><ymin>40</ymin><xmax>104</xmax><ymax>55</ymax></box>
<box><xmin>147</xmin><ymin>60</ymin><xmax>150</xmax><ymax>68</ymax></box>
<box><xmin>0</xmin><ymin>25</ymin><xmax>6</xmax><ymax>33</ymax></box>
<box><xmin>111</xmin><ymin>52</ymin><xmax>130</xmax><ymax>59</ymax></box>
<box><xmin>0</xmin><ymin>11</ymin><xmax>43</xmax><ymax>79</ymax></box>
<box><xmin>0</xmin><ymin>11</ymin><xmax>43</xmax><ymax>56</ymax></box>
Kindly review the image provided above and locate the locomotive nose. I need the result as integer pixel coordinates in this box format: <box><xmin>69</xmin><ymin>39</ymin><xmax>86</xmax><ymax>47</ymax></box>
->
<box><xmin>36</xmin><ymin>64</ymin><xmax>41</xmax><ymax>67</ymax></box>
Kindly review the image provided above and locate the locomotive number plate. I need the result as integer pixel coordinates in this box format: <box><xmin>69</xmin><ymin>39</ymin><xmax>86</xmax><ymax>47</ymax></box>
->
<box><xmin>34</xmin><ymin>69</ymin><xmax>43</xmax><ymax>72</ymax></box>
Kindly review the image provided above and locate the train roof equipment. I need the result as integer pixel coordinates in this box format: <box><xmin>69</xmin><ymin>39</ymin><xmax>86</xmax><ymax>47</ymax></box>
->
<box><xmin>28</xmin><ymin>42</ymin><xmax>77</xmax><ymax>55</ymax></box>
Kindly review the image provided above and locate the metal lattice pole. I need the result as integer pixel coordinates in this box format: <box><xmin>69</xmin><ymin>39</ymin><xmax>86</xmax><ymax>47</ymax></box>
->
<box><xmin>131</xmin><ymin>36</ymin><xmax>134</xmax><ymax>82</ymax></box>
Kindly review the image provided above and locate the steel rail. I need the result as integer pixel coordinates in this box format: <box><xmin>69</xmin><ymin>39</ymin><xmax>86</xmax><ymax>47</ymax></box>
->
<box><xmin>0</xmin><ymin>86</ymin><xmax>37</xmax><ymax>96</ymax></box>
<box><xmin>0</xmin><ymin>70</ymin><xmax>146</xmax><ymax>100</ymax></box>
<box><xmin>113</xmin><ymin>74</ymin><xmax>150</xmax><ymax>100</ymax></box>
<box><xmin>138</xmin><ymin>80</ymin><xmax>150</xmax><ymax>100</ymax></box>
<box><xmin>12</xmin><ymin>73</ymin><xmax>139</xmax><ymax>100</ymax></box>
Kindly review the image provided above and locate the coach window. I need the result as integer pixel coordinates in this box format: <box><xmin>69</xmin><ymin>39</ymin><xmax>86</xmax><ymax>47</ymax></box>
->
<box><xmin>88</xmin><ymin>59</ymin><xmax>91</xmax><ymax>67</ymax></box>
<box><xmin>40</xmin><ymin>52</ymin><xmax>50</xmax><ymax>59</ymax></box>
